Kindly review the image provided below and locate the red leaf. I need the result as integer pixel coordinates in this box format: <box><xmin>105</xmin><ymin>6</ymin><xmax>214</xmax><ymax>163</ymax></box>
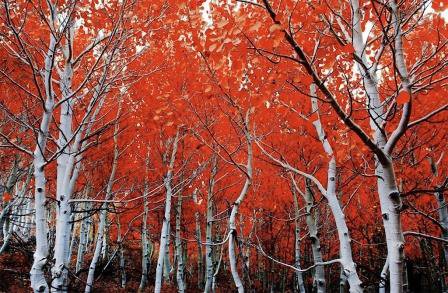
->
<box><xmin>396</xmin><ymin>90</ymin><xmax>410</xmax><ymax>105</ymax></box>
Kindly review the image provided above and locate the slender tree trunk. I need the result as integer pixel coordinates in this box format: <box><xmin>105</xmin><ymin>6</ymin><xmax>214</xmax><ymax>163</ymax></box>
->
<box><xmin>85</xmin><ymin>212</ymin><xmax>106</xmax><ymax>293</ymax></box>
<box><xmin>309</xmin><ymin>84</ymin><xmax>363</xmax><ymax>293</ymax></box>
<box><xmin>228</xmin><ymin>114</ymin><xmax>253</xmax><ymax>293</ymax></box>
<box><xmin>76</xmin><ymin>202</ymin><xmax>91</xmax><ymax>274</ymax></box>
<box><xmin>154</xmin><ymin>131</ymin><xmax>180</xmax><ymax>293</ymax></box>
<box><xmin>350</xmin><ymin>0</ymin><xmax>407</xmax><ymax>290</ymax></box>
<box><xmin>139</xmin><ymin>178</ymin><xmax>150</xmax><ymax>291</ymax></box>
<box><xmin>340</xmin><ymin>269</ymin><xmax>348</xmax><ymax>293</ymax></box>
<box><xmin>163</xmin><ymin>224</ymin><xmax>172</xmax><ymax>281</ymax></box>
<box><xmin>0</xmin><ymin>171</ymin><xmax>30</xmax><ymax>253</ymax></box>
<box><xmin>67</xmin><ymin>213</ymin><xmax>76</xmax><ymax>264</ymax></box>
<box><xmin>376</xmin><ymin>163</ymin><xmax>404</xmax><ymax>293</ymax></box>
<box><xmin>436</xmin><ymin>191</ymin><xmax>448</xmax><ymax>262</ymax></box>
<box><xmin>196</xmin><ymin>211</ymin><xmax>204</xmax><ymax>290</ymax></box>
<box><xmin>212</xmin><ymin>234</ymin><xmax>224</xmax><ymax>292</ymax></box>
<box><xmin>51</xmin><ymin>35</ymin><xmax>78</xmax><ymax>290</ymax></box>
<box><xmin>30</xmin><ymin>105</ymin><xmax>52</xmax><ymax>293</ymax></box>
<box><xmin>29</xmin><ymin>9</ymin><xmax>58</xmax><ymax>289</ymax></box>
<box><xmin>23</xmin><ymin>197</ymin><xmax>33</xmax><ymax>241</ymax></box>
<box><xmin>435</xmin><ymin>189</ymin><xmax>448</xmax><ymax>292</ymax></box>
<box><xmin>101</xmin><ymin>217</ymin><xmax>109</xmax><ymax>261</ymax></box>
<box><xmin>291</xmin><ymin>182</ymin><xmax>306</xmax><ymax>293</ymax></box>
<box><xmin>204</xmin><ymin>157</ymin><xmax>217</xmax><ymax>293</ymax></box>
<box><xmin>0</xmin><ymin>210</ymin><xmax>13</xmax><ymax>254</ymax></box>
<box><xmin>303</xmin><ymin>180</ymin><xmax>325</xmax><ymax>293</ymax></box>
<box><xmin>379</xmin><ymin>258</ymin><xmax>389</xmax><ymax>293</ymax></box>
<box><xmin>115</xmin><ymin>213</ymin><xmax>126</xmax><ymax>288</ymax></box>
<box><xmin>175</xmin><ymin>190</ymin><xmax>185</xmax><ymax>292</ymax></box>
<box><xmin>84</xmin><ymin>115</ymin><xmax>120</xmax><ymax>293</ymax></box>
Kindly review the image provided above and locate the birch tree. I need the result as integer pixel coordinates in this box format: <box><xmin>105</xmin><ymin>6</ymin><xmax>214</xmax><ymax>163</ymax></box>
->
<box><xmin>154</xmin><ymin>129</ymin><xmax>180</xmax><ymax>293</ymax></box>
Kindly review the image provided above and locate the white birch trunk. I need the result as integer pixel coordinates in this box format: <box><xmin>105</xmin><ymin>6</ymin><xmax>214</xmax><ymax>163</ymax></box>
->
<box><xmin>139</xmin><ymin>178</ymin><xmax>150</xmax><ymax>291</ymax></box>
<box><xmin>379</xmin><ymin>258</ymin><xmax>389</xmax><ymax>293</ymax></box>
<box><xmin>436</xmin><ymin>191</ymin><xmax>448</xmax><ymax>262</ymax></box>
<box><xmin>154</xmin><ymin>131</ymin><xmax>180</xmax><ymax>293</ymax></box>
<box><xmin>204</xmin><ymin>158</ymin><xmax>217</xmax><ymax>293</ymax></box>
<box><xmin>0</xmin><ymin>171</ymin><xmax>30</xmax><ymax>253</ymax></box>
<box><xmin>303</xmin><ymin>181</ymin><xmax>326</xmax><ymax>293</ymax></box>
<box><xmin>376</xmin><ymin>163</ymin><xmax>404</xmax><ymax>293</ymax></box>
<box><xmin>175</xmin><ymin>188</ymin><xmax>185</xmax><ymax>292</ymax></box>
<box><xmin>76</xmin><ymin>202</ymin><xmax>91</xmax><ymax>274</ymax></box>
<box><xmin>84</xmin><ymin>213</ymin><xmax>106</xmax><ymax>293</ymax></box>
<box><xmin>117</xmin><ymin>214</ymin><xmax>126</xmax><ymax>288</ymax></box>
<box><xmin>23</xmin><ymin>197</ymin><xmax>33</xmax><ymax>241</ymax></box>
<box><xmin>349</xmin><ymin>0</ymin><xmax>407</xmax><ymax>290</ymax></box>
<box><xmin>163</xmin><ymin>224</ymin><xmax>172</xmax><ymax>280</ymax></box>
<box><xmin>291</xmin><ymin>182</ymin><xmax>306</xmax><ymax>293</ymax></box>
<box><xmin>0</xmin><ymin>208</ymin><xmax>13</xmax><ymax>254</ymax></box>
<box><xmin>212</xmin><ymin>233</ymin><xmax>225</xmax><ymax>292</ymax></box>
<box><xmin>196</xmin><ymin>211</ymin><xmax>204</xmax><ymax>289</ymax></box>
<box><xmin>228</xmin><ymin>113</ymin><xmax>253</xmax><ymax>293</ymax></box>
<box><xmin>100</xmin><ymin>217</ymin><xmax>109</xmax><ymax>260</ymax></box>
<box><xmin>84</xmin><ymin>110</ymin><xmax>121</xmax><ymax>293</ymax></box>
<box><xmin>310</xmin><ymin>85</ymin><xmax>363</xmax><ymax>292</ymax></box>
<box><xmin>30</xmin><ymin>9</ymin><xmax>58</xmax><ymax>288</ymax></box>
<box><xmin>67</xmin><ymin>213</ymin><xmax>76</xmax><ymax>264</ymax></box>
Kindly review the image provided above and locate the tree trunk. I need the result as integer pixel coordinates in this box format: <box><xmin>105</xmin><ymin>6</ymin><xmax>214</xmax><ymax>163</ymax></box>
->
<box><xmin>154</xmin><ymin>132</ymin><xmax>180</xmax><ymax>293</ymax></box>
<box><xmin>175</xmin><ymin>190</ymin><xmax>185</xmax><ymax>292</ymax></box>
<box><xmin>291</xmin><ymin>181</ymin><xmax>306</xmax><ymax>293</ymax></box>
<box><xmin>84</xmin><ymin>118</ymin><xmax>120</xmax><ymax>293</ymax></box>
<box><xmin>309</xmin><ymin>84</ymin><xmax>363</xmax><ymax>293</ymax></box>
<box><xmin>303</xmin><ymin>181</ymin><xmax>325</xmax><ymax>293</ymax></box>
<box><xmin>376</xmin><ymin>163</ymin><xmax>404</xmax><ymax>293</ymax></box>
<box><xmin>29</xmin><ymin>10</ymin><xmax>58</xmax><ymax>289</ymax></box>
<box><xmin>117</xmin><ymin>214</ymin><xmax>126</xmax><ymax>288</ymax></box>
<box><xmin>204</xmin><ymin>158</ymin><xmax>217</xmax><ymax>293</ymax></box>
<box><xmin>196</xmin><ymin>211</ymin><xmax>204</xmax><ymax>290</ymax></box>
<box><xmin>228</xmin><ymin>114</ymin><xmax>252</xmax><ymax>293</ymax></box>
<box><xmin>139</xmin><ymin>179</ymin><xmax>150</xmax><ymax>291</ymax></box>
<box><xmin>76</xmin><ymin>202</ymin><xmax>91</xmax><ymax>274</ymax></box>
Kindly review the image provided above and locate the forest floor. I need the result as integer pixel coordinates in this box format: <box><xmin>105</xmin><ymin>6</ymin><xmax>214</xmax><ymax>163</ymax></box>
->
<box><xmin>0</xmin><ymin>239</ymin><xmax>227</xmax><ymax>293</ymax></box>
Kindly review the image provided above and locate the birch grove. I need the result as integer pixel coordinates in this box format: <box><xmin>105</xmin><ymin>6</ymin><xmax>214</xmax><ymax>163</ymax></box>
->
<box><xmin>0</xmin><ymin>0</ymin><xmax>448</xmax><ymax>292</ymax></box>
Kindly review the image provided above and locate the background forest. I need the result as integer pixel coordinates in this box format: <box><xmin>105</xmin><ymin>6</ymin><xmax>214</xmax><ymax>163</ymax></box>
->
<box><xmin>0</xmin><ymin>0</ymin><xmax>447</xmax><ymax>292</ymax></box>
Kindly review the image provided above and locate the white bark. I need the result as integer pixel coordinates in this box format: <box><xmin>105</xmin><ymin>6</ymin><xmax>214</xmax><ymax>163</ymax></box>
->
<box><xmin>84</xmin><ymin>105</ymin><xmax>121</xmax><ymax>293</ymax></box>
<box><xmin>349</xmin><ymin>0</ymin><xmax>407</xmax><ymax>291</ymax></box>
<box><xmin>0</xmin><ymin>170</ymin><xmax>30</xmax><ymax>253</ymax></box>
<box><xmin>195</xmin><ymin>210</ymin><xmax>204</xmax><ymax>289</ymax></box>
<box><xmin>101</xmin><ymin>222</ymin><xmax>109</xmax><ymax>260</ymax></box>
<box><xmin>310</xmin><ymin>84</ymin><xmax>363</xmax><ymax>293</ymax></box>
<box><xmin>67</xmin><ymin>213</ymin><xmax>76</xmax><ymax>264</ymax></box>
<box><xmin>76</xmin><ymin>202</ymin><xmax>91</xmax><ymax>274</ymax></box>
<box><xmin>163</xmin><ymin>224</ymin><xmax>172</xmax><ymax>281</ymax></box>
<box><xmin>212</xmin><ymin>233</ymin><xmax>225</xmax><ymax>292</ymax></box>
<box><xmin>51</xmin><ymin>48</ymin><xmax>75</xmax><ymax>293</ymax></box>
<box><xmin>30</xmin><ymin>5</ymin><xmax>58</xmax><ymax>288</ymax></box>
<box><xmin>228</xmin><ymin>112</ymin><xmax>253</xmax><ymax>293</ymax></box>
<box><xmin>291</xmin><ymin>182</ymin><xmax>306</xmax><ymax>293</ymax></box>
<box><xmin>436</xmin><ymin>190</ymin><xmax>448</xmax><ymax>262</ymax></box>
<box><xmin>0</xmin><ymin>206</ymin><xmax>13</xmax><ymax>254</ymax></box>
<box><xmin>175</xmin><ymin>185</ymin><xmax>185</xmax><ymax>292</ymax></box>
<box><xmin>139</xmin><ymin>177</ymin><xmax>150</xmax><ymax>291</ymax></box>
<box><xmin>154</xmin><ymin>131</ymin><xmax>180</xmax><ymax>293</ymax></box>
<box><xmin>204</xmin><ymin>158</ymin><xmax>217</xmax><ymax>293</ymax></box>
<box><xmin>117</xmin><ymin>214</ymin><xmax>126</xmax><ymax>288</ymax></box>
<box><xmin>379</xmin><ymin>258</ymin><xmax>389</xmax><ymax>293</ymax></box>
<box><xmin>0</xmin><ymin>162</ymin><xmax>19</xmax><ymax>244</ymax></box>
<box><xmin>84</xmin><ymin>213</ymin><xmax>106</xmax><ymax>293</ymax></box>
<box><xmin>303</xmin><ymin>181</ymin><xmax>325</xmax><ymax>293</ymax></box>
<box><xmin>23</xmin><ymin>197</ymin><xmax>34</xmax><ymax>241</ymax></box>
